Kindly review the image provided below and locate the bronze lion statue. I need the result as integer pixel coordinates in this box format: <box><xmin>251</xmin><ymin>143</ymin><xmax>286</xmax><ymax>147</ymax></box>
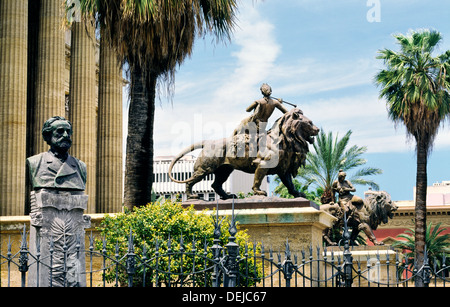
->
<box><xmin>168</xmin><ymin>108</ymin><xmax>319</xmax><ymax>200</ymax></box>
<box><xmin>321</xmin><ymin>190</ymin><xmax>398</xmax><ymax>246</ymax></box>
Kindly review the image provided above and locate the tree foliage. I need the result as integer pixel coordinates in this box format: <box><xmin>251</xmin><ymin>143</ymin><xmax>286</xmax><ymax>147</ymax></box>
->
<box><xmin>375</xmin><ymin>29</ymin><xmax>450</xmax><ymax>150</ymax></box>
<box><xmin>76</xmin><ymin>0</ymin><xmax>239</xmax><ymax>210</ymax></box>
<box><xmin>375</xmin><ymin>29</ymin><xmax>450</xmax><ymax>284</ymax></box>
<box><xmin>274</xmin><ymin>177</ymin><xmax>322</xmax><ymax>204</ymax></box>
<box><xmin>96</xmin><ymin>200</ymin><xmax>262</xmax><ymax>286</ymax></box>
<box><xmin>275</xmin><ymin>129</ymin><xmax>381</xmax><ymax>204</ymax></box>
<box><xmin>392</xmin><ymin>222</ymin><xmax>450</xmax><ymax>271</ymax></box>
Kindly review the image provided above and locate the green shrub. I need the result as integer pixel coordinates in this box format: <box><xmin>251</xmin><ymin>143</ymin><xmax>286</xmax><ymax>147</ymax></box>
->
<box><xmin>96</xmin><ymin>200</ymin><xmax>262</xmax><ymax>286</ymax></box>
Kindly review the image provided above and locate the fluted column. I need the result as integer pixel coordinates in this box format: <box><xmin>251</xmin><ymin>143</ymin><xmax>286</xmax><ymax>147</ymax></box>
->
<box><xmin>97</xmin><ymin>31</ymin><xmax>123</xmax><ymax>213</ymax></box>
<box><xmin>68</xmin><ymin>20</ymin><xmax>97</xmax><ymax>213</ymax></box>
<box><xmin>0</xmin><ymin>0</ymin><xmax>28</xmax><ymax>216</ymax></box>
<box><xmin>32</xmin><ymin>0</ymin><xmax>66</xmax><ymax>154</ymax></box>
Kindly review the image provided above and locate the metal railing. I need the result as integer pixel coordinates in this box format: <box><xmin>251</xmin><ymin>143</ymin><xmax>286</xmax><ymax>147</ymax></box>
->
<box><xmin>1</xmin><ymin>210</ymin><xmax>449</xmax><ymax>287</ymax></box>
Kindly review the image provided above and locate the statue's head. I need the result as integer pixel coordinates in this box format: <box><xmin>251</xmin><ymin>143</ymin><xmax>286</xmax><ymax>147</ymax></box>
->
<box><xmin>42</xmin><ymin>116</ymin><xmax>73</xmax><ymax>153</ymax></box>
<box><xmin>338</xmin><ymin>169</ymin><xmax>346</xmax><ymax>180</ymax></box>
<box><xmin>260</xmin><ymin>83</ymin><xmax>272</xmax><ymax>97</ymax></box>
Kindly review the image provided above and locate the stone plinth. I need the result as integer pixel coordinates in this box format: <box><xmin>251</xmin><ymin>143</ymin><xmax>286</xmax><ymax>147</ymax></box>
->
<box><xmin>184</xmin><ymin>196</ymin><xmax>334</xmax><ymax>253</ymax></box>
<box><xmin>28</xmin><ymin>190</ymin><xmax>91</xmax><ymax>287</ymax></box>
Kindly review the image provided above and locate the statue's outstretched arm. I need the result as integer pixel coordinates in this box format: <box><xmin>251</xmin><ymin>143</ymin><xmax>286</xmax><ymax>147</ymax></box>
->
<box><xmin>277</xmin><ymin>102</ymin><xmax>288</xmax><ymax>114</ymax></box>
<box><xmin>246</xmin><ymin>101</ymin><xmax>258</xmax><ymax>112</ymax></box>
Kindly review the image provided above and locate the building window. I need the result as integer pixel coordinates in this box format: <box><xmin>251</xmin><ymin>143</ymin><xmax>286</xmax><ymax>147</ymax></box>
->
<box><xmin>208</xmin><ymin>193</ymin><xmax>215</xmax><ymax>201</ymax></box>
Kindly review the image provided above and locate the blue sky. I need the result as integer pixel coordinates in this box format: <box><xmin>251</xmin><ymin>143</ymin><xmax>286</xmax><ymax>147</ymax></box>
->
<box><xmin>131</xmin><ymin>0</ymin><xmax>450</xmax><ymax>201</ymax></box>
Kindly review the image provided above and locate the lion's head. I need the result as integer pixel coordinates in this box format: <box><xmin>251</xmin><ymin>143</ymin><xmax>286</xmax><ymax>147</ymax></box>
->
<box><xmin>365</xmin><ymin>191</ymin><xmax>398</xmax><ymax>229</ymax></box>
<box><xmin>277</xmin><ymin>108</ymin><xmax>319</xmax><ymax>153</ymax></box>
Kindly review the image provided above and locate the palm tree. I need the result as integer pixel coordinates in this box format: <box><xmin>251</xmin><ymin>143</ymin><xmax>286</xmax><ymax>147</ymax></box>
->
<box><xmin>78</xmin><ymin>0</ymin><xmax>238</xmax><ymax>210</ymax></box>
<box><xmin>275</xmin><ymin>129</ymin><xmax>382</xmax><ymax>204</ymax></box>
<box><xmin>375</xmin><ymin>29</ymin><xmax>450</xmax><ymax>285</ymax></box>
<box><xmin>392</xmin><ymin>222</ymin><xmax>450</xmax><ymax>275</ymax></box>
<box><xmin>273</xmin><ymin>177</ymin><xmax>323</xmax><ymax>204</ymax></box>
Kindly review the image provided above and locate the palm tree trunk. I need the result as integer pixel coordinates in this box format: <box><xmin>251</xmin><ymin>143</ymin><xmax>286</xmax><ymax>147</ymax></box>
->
<box><xmin>414</xmin><ymin>136</ymin><xmax>428</xmax><ymax>287</ymax></box>
<box><xmin>124</xmin><ymin>64</ymin><xmax>156</xmax><ymax>210</ymax></box>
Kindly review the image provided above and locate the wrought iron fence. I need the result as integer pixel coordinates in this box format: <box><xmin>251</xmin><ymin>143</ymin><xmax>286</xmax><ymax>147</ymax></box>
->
<box><xmin>1</xmin><ymin>210</ymin><xmax>449</xmax><ymax>287</ymax></box>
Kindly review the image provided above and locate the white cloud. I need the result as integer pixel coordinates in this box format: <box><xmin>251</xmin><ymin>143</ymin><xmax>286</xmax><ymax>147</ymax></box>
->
<box><xmin>148</xmin><ymin>1</ymin><xmax>450</xmax><ymax>159</ymax></box>
<box><xmin>273</xmin><ymin>57</ymin><xmax>378</xmax><ymax>96</ymax></box>
<box><xmin>153</xmin><ymin>1</ymin><xmax>282</xmax><ymax>157</ymax></box>
<box><xmin>300</xmin><ymin>94</ymin><xmax>413</xmax><ymax>153</ymax></box>
<box><xmin>211</xmin><ymin>2</ymin><xmax>281</xmax><ymax>108</ymax></box>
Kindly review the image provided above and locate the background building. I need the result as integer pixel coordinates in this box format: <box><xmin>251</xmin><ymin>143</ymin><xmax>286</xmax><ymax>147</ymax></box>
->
<box><xmin>153</xmin><ymin>155</ymin><xmax>269</xmax><ymax>202</ymax></box>
<box><xmin>414</xmin><ymin>181</ymin><xmax>450</xmax><ymax>206</ymax></box>
<box><xmin>0</xmin><ymin>0</ymin><xmax>124</xmax><ymax>216</ymax></box>
<box><xmin>371</xmin><ymin>181</ymin><xmax>450</xmax><ymax>245</ymax></box>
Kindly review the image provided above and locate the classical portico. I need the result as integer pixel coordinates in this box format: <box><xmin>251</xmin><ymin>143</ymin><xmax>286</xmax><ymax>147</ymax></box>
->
<box><xmin>0</xmin><ymin>0</ymin><xmax>124</xmax><ymax>215</ymax></box>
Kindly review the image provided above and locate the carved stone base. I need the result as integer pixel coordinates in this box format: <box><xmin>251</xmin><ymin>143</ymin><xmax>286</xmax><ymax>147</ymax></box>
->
<box><xmin>184</xmin><ymin>196</ymin><xmax>333</xmax><ymax>252</ymax></box>
<box><xmin>28</xmin><ymin>190</ymin><xmax>90</xmax><ymax>287</ymax></box>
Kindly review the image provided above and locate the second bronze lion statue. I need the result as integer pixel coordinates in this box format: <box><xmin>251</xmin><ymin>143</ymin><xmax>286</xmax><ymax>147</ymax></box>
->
<box><xmin>321</xmin><ymin>190</ymin><xmax>398</xmax><ymax>246</ymax></box>
<box><xmin>169</xmin><ymin>108</ymin><xmax>319</xmax><ymax>200</ymax></box>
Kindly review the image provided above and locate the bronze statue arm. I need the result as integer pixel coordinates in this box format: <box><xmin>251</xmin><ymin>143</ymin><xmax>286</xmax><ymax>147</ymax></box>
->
<box><xmin>276</xmin><ymin>101</ymin><xmax>289</xmax><ymax>114</ymax></box>
<box><xmin>246</xmin><ymin>101</ymin><xmax>258</xmax><ymax>112</ymax></box>
<box><xmin>346</xmin><ymin>180</ymin><xmax>356</xmax><ymax>192</ymax></box>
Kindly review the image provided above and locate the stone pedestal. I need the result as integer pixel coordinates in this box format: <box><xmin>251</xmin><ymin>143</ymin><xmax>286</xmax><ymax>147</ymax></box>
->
<box><xmin>28</xmin><ymin>190</ymin><xmax>91</xmax><ymax>287</ymax></box>
<box><xmin>183</xmin><ymin>196</ymin><xmax>334</xmax><ymax>253</ymax></box>
<box><xmin>184</xmin><ymin>196</ymin><xmax>336</xmax><ymax>287</ymax></box>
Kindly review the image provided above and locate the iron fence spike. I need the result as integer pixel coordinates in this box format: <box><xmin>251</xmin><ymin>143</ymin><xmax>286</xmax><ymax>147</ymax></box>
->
<box><xmin>7</xmin><ymin>236</ymin><xmax>12</xmax><ymax>253</ymax></box>
<box><xmin>142</xmin><ymin>243</ymin><xmax>147</xmax><ymax>255</ymax></box>
<box><xmin>115</xmin><ymin>239</ymin><xmax>120</xmax><ymax>255</ymax></box>
<box><xmin>20</xmin><ymin>224</ymin><xmax>27</xmax><ymax>249</ymax></box>
<box><xmin>89</xmin><ymin>231</ymin><xmax>94</xmax><ymax>249</ymax></box>
<box><xmin>128</xmin><ymin>227</ymin><xmax>135</xmax><ymax>253</ymax></box>
<box><xmin>36</xmin><ymin>233</ymin><xmax>41</xmax><ymax>253</ymax></box>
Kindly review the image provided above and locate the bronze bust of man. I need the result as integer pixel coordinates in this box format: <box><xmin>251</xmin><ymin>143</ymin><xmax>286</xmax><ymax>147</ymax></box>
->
<box><xmin>26</xmin><ymin>116</ymin><xmax>90</xmax><ymax>287</ymax></box>
<box><xmin>27</xmin><ymin>116</ymin><xmax>87</xmax><ymax>191</ymax></box>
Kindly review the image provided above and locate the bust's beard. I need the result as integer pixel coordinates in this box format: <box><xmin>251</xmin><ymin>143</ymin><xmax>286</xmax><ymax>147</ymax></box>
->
<box><xmin>51</xmin><ymin>138</ymin><xmax>72</xmax><ymax>153</ymax></box>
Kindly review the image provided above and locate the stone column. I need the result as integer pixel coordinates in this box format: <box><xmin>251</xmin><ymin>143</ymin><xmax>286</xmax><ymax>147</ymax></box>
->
<box><xmin>96</xmin><ymin>31</ymin><xmax>123</xmax><ymax>213</ymax></box>
<box><xmin>68</xmin><ymin>20</ymin><xmax>97</xmax><ymax>213</ymax></box>
<box><xmin>32</xmin><ymin>0</ymin><xmax>66</xmax><ymax>154</ymax></box>
<box><xmin>0</xmin><ymin>0</ymin><xmax>28</xmax><ymax>216</ymax></box>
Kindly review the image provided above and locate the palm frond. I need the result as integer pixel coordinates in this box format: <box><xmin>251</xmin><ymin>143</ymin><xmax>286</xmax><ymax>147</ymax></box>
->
<box><xmin>78</xmin><ymin>0</ymin><xmax>238</xmax><ymax>82</ymax></box>
<box><xmin>292</xmin><ymin>129</ymin><xmax>381</xmax><ymax>197</ymax></box>
<box><xmin>375</xmin><ymin>29</ymin><xmax>450</xmax><ymax>150</ymax></box>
